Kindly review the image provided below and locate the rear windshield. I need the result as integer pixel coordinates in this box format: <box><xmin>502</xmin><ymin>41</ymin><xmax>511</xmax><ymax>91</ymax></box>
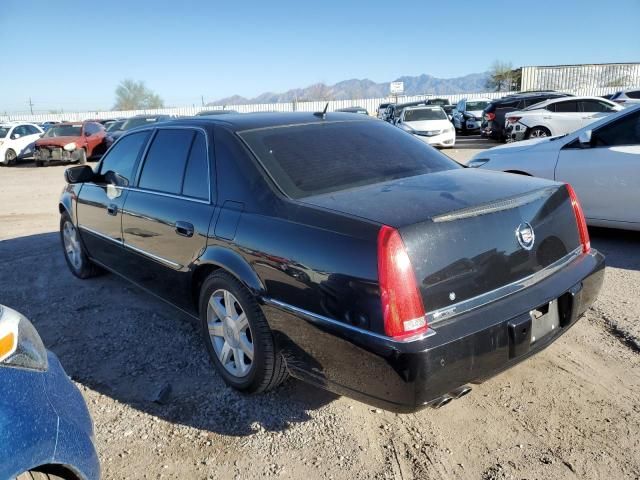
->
<box><xmin>239</xmin><ymin>121</ymin><xmax>459</xmax><ymax>199</ymax></box>
<box><xmin>428</xmin><ymin>99</ymin><xmax>450</xmax><ymax>106</ymax></box>
<box><xmin>44</xmin><ymin>125</ymin><xmax>82</xmax><ymax>137</ymax></box>
<box><xmin>465</xmin><ymin>101</ymin><xmax>490</xmax><ymax>111</ymax></box>
<box><xmin>404</xmin><ymin>108</ymin><xmax>447</xmax><ymax>121</ymax></box>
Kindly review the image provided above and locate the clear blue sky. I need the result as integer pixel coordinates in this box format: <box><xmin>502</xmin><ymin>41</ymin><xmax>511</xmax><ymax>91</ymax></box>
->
<box><xmin>1</xmin><ymin>0</ymin><xmax>638</xmax><ymax>113</ymax></box>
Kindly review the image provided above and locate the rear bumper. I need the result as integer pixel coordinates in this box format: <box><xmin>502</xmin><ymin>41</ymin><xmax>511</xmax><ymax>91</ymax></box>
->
<box><xmin>264</xmin><ymin>249</ymin><xmax>604</xmax><ymax>413</ymax></box>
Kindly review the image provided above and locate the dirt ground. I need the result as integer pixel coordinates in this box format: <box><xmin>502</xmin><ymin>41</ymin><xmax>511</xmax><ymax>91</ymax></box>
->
<box><xmin>1</xmin><ymin>140</ymin><xmax>639</xmax><ymax>480</ymax></box>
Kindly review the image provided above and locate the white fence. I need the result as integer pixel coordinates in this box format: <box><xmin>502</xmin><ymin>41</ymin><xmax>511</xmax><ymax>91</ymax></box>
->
<box><xmin>0</xmin><ymin>85</ymin><xmax>633</xmax><ymax>123</ymax></box>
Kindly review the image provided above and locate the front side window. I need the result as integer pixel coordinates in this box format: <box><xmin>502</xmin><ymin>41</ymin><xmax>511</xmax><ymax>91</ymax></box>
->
<box><xmin>99</xmin><ymin>131</ymin><xmax>150</xmax><ymax>185</ymax></box>
<box><xmin>25</xmin><ymin>125</ymin><xmax>41</xmax><ymax>135</ymax></box>
<box><xmin>579</xmin><ymin>100</ymin><xmax>612</xmax><ymax>113</ymax></box>
<box><xmin>593</xmin><ymin>110</ymin><xmax>640</xmax><ymax>147</ymax></box>
<box><xmin>240</xmin><ymin>120</ymin><xmax>460</xmax><ymax>199</ymax></box>
<box><xmin>138</xmin><ymin>129</ymin><xmax>194</xmax><ymax>194</ymax></box>
<box><xmin>12</xmin><ymin>126</ymin><xmax>28</xmax><ymax>138</ymax></box>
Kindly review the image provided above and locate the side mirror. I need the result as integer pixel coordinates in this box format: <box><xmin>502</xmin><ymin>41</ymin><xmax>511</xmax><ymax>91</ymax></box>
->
<box><xmin>104</xmin><ymin>170</ymin><xmax>129</xmax><ymax>187</ymax></box>
<box><xmin>448</xmin><ymin>114</ymin><xmax>453</xmax><ymax>121</ymax></box>
<box><xmin>65</xmin><ymin>165</ymin><xmax>95</xmax><ymax>184</ymax></box>
<box><xmin>578</xmin><ymin>130</ymin><xmax>592</xmax><ymax>148</ymax></box>
<box><xmin>12</xmin><ymin>134</ymin><xmax>20</xmax><ymax>140</ymax></box>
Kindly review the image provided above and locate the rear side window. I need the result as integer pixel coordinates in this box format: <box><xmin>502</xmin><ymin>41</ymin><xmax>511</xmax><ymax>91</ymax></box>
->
<box><xmin>239</xmin><ymin>121</ymin><xmax>459</xmax><ymax>199</ymax></box>
<box><xmin>99</xmin><ymin>131</ymin><xmax>150</xmax><ymax>185</ymax></box>
<box><xmin>139</xmin><ymin>129</ymin><xmax>195</xmax><ymax>194</ymax></box>
<box><xmin>553</xmin><ymin>101</ymin><xmax>579</xmax><ymax>113</ymax></box>
<box><xmin>627</xmin><ymin>90</ymin><xmax>640</xmax><ymax>99</ymax></box>
<box><xmin>182</xmin><ymin>132</ymin><xmax>209</xmax><ymax>200</ymax></box>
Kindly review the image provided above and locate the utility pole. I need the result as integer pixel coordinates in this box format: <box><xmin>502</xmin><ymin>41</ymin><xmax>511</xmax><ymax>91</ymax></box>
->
<box><xmin>28</xmin><ymin>97</ymin><xmax>34</xmax><ymax>115</ymax></box>
<box><xmin>201</xmin><ymin>95</ymin><xmax>205</xmax><ymax>107</ymax></box>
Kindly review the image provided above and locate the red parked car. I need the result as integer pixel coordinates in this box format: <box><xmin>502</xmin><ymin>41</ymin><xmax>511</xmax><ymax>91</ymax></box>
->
<box><xmin>34</xmin><ymin>121</ymin><xmax>107</xmax><ymax>167</ymax></box>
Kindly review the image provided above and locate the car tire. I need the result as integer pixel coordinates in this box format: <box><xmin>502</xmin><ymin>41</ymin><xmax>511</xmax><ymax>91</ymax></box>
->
<box><xmin>60</xmin><ymin>212</ymin><xmax>102</xmax><ymax>279</ymax></box>
<box><xmin>527</xmin><ymin>126</ymin><xmax>551</xmax><ymax>139</ymax></box>
<box><xmin>199</xmin><ymin>271</ymin><xmax>288</xmax><ymax>394</ymax></box>
<box><xmin>17</xmin><ymin>471</ymin><xmax>66</xmax><ymax>480</ymax></box>
<box><xmin>4</xmin><ymin>148</ymin><xmax>17</xmax><ymax>166</ymax></box>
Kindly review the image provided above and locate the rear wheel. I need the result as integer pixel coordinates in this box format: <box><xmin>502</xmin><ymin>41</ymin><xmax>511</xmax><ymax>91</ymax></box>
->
<box><xmin>528</xmin><ymin>126</ymin><xmax>551</xmax><ymax>139</ymax></box>
<box><xmin>60</xmin><ymin>212</ymin><xmax>101</xmax><ymax>279</ymax></box>
<box><xmin>4</xmin><ymin>148</ymin><xmax>17</xmax><ymax>165</ymax></box>
<box><xmin>199</xmin><ymin>271</ymin><xmax>288</xmax><ymax>393</ymax></box>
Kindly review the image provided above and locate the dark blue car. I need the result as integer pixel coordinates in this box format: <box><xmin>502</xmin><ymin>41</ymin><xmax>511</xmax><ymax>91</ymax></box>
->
<box><xmin>0</xmin><ymin>305</ymin><xmax>99</xmax><ymax>480</ymax></box>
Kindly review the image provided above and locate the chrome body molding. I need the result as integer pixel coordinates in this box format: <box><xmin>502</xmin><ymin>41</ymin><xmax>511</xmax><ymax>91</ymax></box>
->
<box><xmin>78</xmin><ymin>224</ymin><xmax>181</xmax><ymax>269</ymax></box>
<box><xmin>427</xmin><ymin>246</ymin><xmax>583</xmax><ymax>325</ymax></box>
<box><xmin>261</xmin><ymin>297</ymin><xmax>437</xmax><ymax>345</ymax></box>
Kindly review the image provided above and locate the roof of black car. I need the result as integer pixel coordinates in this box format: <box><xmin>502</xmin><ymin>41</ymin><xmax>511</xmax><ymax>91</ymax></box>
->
<box><xmin>165</xmin><ymin>112</ymin><xmax>377</xmax><ymax>131</ymax></box>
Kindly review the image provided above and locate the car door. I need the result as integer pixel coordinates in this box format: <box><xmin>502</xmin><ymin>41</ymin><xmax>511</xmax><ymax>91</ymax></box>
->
<box><xmin>555</xmin><ymin>108</ymin><xmax>640</xmax><ymax>225</ymax></box>
<box><xmin>578</xmin><ymin>99</ymin><xmax>618</xmax><ymax>127</ymax></box>
<box><xmin>9</xmin><ymin>125</ymin><xmax>32</xmax><ymax>157</ymax></box>
<box><xmin>76</xmin><ymin>131</ymin><xmax>151</xmax><ymax>268</ymax></box>
<box><xmin>119</xmin><ymin>126</ymin><xmax>215</xmax><ymax>310</ymax></box>
<box><xmin>546</xmin><ymin>100</ymin><xmax>582</xmax><ymax>135</ymax></box>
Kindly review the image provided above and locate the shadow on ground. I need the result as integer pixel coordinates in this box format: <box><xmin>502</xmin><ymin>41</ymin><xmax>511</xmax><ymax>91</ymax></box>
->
<box><xmin>590</xmin><ymin>227</ymin><xmax>640</xmax><ymax>271</ymax></box>
<box><xmin>0</xmin><ymin>232</ymin><xmax>337</xmax><ymax>437</ymax></box>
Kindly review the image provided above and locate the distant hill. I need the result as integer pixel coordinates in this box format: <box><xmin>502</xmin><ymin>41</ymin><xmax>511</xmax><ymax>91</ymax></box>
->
<box><xmin>208</xmin><ymin>72</ymin><xmax>490</xmax><ymax>106</ymax></box>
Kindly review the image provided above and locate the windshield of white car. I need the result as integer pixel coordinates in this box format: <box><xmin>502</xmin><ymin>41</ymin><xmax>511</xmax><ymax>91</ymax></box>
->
<box><xmin>466</xmin><ymin>101</ymin><xmax>489</xmax><ymax>111</ymax></box>
<box><xmin>44</xmin><ymin>125</ymin><xmax>82</xmax><ymax>137</ymax></box>
<box><xmin>404</xmin><ymin>108</ymin><xmax>447</xmax><ymax>121</ymax></box>
<box><xmin>0</xmin><ymin>126</ymin><xmax>10</xmax><ymax>138</ymax></box>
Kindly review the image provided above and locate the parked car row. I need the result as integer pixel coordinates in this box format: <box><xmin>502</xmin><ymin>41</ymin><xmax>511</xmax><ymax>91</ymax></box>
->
<box><xmin>470</xmin><ymin>104</ymin><xmax>640</xmax><ymax>231</ymax></box>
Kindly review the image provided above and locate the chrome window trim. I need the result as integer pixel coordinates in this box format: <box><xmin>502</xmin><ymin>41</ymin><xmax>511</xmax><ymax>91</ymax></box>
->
<box><xmin>427</xmin><ymin>246</ymin><xmax>583</xmax><ymax>325</ymax></box>
<box><xmin>118</xmin><ymin>186</ymin><xmax>210</xmax><ymax>205</ymax></box>
<box><xmin>262</xmin><ymin>298</ymin><xmax>436</xmax><ymax>345</ymax></box>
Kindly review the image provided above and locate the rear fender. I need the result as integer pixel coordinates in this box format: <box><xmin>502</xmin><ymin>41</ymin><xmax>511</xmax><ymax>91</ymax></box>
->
<box><xmin>196</xmin><ymin>246</ymin><xmax>265</xmax><ymax>296</ymax></box>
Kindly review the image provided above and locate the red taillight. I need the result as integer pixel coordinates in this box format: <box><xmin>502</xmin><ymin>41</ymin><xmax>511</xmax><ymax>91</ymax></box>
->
<box><xmin>506</xmin><ymin>116</ymin><xmax>521</xmax><ymax>124</ymax></box>
<box><xmin>377</xmin><ymin>225</ymin><xmax>427</xmax><ymax>338</ymax></box>
<box><xmin>565</xmin><ymin>184</ymin><xmax>591</xmax><ymax>253</ymax></box>
<box><xmin>485</xmin><ymin>112</ymin><xmax>496</xmax><ymax>121</ymax></box>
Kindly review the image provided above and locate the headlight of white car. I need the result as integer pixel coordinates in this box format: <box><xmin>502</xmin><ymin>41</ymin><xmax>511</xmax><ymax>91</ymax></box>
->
<box><xmin>468</xmin><ymin>158</ymin><xmax>490</xmax><ymax>168</ymax></box>
<box><xmin>0</xmin><ymin>305</ymin><xmax>48</xmax><ymax>371</ymax></box>
<box><xmin>63</xmin><ymin>142</ymin><xmax>77</xmax><ymax>152</ymax></box>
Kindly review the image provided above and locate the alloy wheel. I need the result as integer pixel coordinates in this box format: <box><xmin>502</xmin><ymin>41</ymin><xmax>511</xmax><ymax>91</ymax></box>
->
<box><xmin>529</xmin><ymin>128</ymin><xmax>548</xmax><ymax>138</ymax></box>
<box><xmin>62</xmin><ymin>221</ymin><xmax>82</xmax><ymax>270</ymax></box>
<box><xmin>207</xmin><ymin>289</ymin><xmax>254</xmax><ymax>377</ymax></box>
<box><xmin>5</xmin><ymin>149</ymin><xmax>16</xmax><ymax>165</ymax></box>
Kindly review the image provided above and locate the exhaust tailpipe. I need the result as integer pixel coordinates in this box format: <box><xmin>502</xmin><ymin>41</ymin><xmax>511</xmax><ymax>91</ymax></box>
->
<box><xmin>429</xmin><ymin>395</ymin><xmax>453</xmax><ymax>409</ymax></box>
<box><xmin>450</xmin><ymin>385</ymin><xmax>472</xmax><ymax>399</ymax></box>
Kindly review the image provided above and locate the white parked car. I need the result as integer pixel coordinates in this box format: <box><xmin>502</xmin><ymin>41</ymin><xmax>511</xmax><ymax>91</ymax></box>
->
<box><xmin>610</xmin><ymin>88</ymin><xmax>640</xmax><ymax>107</ymax></box>
<box><xmin>452</xmin><ymin>98</ymin><xmax>491</xmax><ymax>134</ymax></box>
<box><xmin>505</xmin><ymin>96</ymin><xmax>622</xmax><ymax>142</ymax></box>
<box><xmin>469</xmin><ymin>105</ymin><xmax>640</xmax><ymax>231</ymax></box>
<box><xmin>397</xmin><ymin>106</ymin><xmax>455</xmax><ymax>148</ymax></box>
<box><xmin>0</xmin><ymin>122</ymin><xmax>44</xmax><ymax>165</ymax></box>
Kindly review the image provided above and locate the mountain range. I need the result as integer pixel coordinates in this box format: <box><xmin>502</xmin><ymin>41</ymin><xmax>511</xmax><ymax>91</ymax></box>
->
<box><xmin>208</xmin><ymin>72</ymin><xmax>490</xmax><ymax>106</ymax></box>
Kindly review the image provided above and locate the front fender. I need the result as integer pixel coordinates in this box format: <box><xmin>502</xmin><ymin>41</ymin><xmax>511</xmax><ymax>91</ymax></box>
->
<box><xmin>58</xmin><ymin>184</ymin><xmax>82</xmax><ymax>224</ymax></box>
<box><xmin>196</xmin><ymin>245</ymin><xmax>265</xmax><ymax>296</ymax></box>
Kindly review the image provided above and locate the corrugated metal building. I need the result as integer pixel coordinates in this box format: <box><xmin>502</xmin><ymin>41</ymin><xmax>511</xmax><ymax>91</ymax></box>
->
<box><xmin>520</xmin><ymin>62</ymin><xmax>640</xmax><ymax>91</ymax></box>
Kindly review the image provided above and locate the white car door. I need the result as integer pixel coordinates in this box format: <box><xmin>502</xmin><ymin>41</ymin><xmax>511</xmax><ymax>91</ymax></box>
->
<box><xmin>555</xmin><ymin>108</ymin><xmax>640</xmax><ymax>226</ymax></box>
<box><xmin>547</xmin><ymin>100</ymin><xmax>583</xmax><ymax>135</ymax></box>
<box><xmin>578</xmin><ymin>99</ymin><xmax>619</xmax><ymax>128</ymax></box>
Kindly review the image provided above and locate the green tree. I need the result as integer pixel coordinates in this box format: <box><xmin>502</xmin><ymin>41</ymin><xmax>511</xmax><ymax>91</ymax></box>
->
<box><xmin>486</xmin><ymin>61</ymin><xmax>520</xmax><ymax>92</ymax></box>
<box><xmin>113</xmin><ymin>79</ymin><xmax>164</xmax><ymax>110</ymax></box>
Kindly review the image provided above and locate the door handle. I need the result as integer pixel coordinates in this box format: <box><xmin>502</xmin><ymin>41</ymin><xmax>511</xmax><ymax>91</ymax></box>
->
<box><xmin>107</xmin><ymin>204</ymin><xmax>118</xmax><ymax>216</ymax></box>
<box><xmin>175</xmin><ymin>221</ymin><xmax>194</xmax><ymax>238</ymax></box>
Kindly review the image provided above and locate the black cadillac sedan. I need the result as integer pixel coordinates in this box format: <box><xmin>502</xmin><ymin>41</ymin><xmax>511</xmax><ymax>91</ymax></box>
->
<box><xmin>59</xmin><ymin>113</ymin><xmax>604</xmax><ymax>412</ymax></box>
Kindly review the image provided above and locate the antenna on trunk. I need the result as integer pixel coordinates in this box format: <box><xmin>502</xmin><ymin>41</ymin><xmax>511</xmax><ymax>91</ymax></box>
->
<box><xmin>313</xmin><ymin>103</ymin><xmax>329</xmax><ymax>120</ymax></box>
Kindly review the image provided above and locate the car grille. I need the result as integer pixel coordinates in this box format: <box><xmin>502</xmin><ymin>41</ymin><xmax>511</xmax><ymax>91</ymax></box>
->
<box><xmin>415</xmin><ymin>130</ymin><xmax>442</xmax><ymax>137</ymax></box>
